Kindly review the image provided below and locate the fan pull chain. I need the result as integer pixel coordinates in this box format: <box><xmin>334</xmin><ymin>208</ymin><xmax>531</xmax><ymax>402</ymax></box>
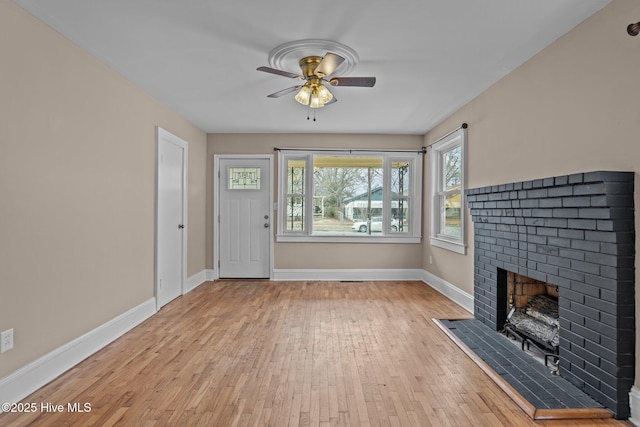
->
<box><xmin>305</xmin><ymin>106</ymin><xmax>317</xmax><ymax>122</ymax></box>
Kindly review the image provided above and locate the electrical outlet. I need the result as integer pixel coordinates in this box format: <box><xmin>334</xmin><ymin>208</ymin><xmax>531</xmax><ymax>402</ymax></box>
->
<box><xmin>1</xmin><ymin>329</ymin><xmax>14</xmax><ymax>353</ymax></box>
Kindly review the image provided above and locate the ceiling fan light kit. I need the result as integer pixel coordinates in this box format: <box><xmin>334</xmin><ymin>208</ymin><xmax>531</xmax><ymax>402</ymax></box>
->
<box><xmin>257</xmin><ymin>40</ymin><xmax>375</xmax><ymax>112</ymax></box>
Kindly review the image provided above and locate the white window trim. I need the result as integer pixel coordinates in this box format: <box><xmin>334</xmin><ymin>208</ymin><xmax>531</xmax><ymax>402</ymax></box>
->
<box><xmin>277</xmin><ymin>149</ymin><xmax>422</xmax><ymax>243</ymax></box>
<box><xmin>430</xmin><ymin>127</ymin><xmax>466</xmax><ymax>254</ymax></box>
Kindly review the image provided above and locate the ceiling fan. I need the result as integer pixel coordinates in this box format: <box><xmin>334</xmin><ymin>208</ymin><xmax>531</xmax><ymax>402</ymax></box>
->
<box><xmin>257</xmin><ymin>52</ymin><xmax>376</xmax><ymax>108</ymax></box>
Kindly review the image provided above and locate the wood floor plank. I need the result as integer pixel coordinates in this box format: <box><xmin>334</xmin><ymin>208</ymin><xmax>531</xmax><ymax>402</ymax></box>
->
<box><xmin>0</xmin><ymin>280</ymin><xmax>631</xmax><ymax>426</ymax></box>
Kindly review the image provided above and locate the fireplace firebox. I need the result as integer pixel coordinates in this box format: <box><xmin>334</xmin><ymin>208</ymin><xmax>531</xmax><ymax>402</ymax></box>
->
<box><xmin>466</xmin><ymin>171</ymin><xmax>634</xmax><ymax>419</ymax></box>
<box><xmin>504</xmin><ymin>271</ymin><xmax>560</xmax><ymax>361</ymax></box>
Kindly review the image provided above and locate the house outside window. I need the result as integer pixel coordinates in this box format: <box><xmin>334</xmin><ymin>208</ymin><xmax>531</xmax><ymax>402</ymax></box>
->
<box><xmin>430</xmin><ymin>127</ymin><xmax>466</xmax><ymax>254</ymax></box>
<box><xmin>277</xmin><ymin>150</ymin><xmax>422</xmax><ymax>243</ymax></box>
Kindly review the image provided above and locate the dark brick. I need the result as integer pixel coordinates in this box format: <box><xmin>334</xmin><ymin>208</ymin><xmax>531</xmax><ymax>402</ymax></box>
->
<box><xmin>527</xmin><ymin>235</ymin><xmax>547</xmax><ymax>245</ymax></box>
<box><xmin>559</xmin><ymin>228</ymin><xmax>584</xmax><ymax>239</ymax></box>
<box><xmin>558</xmin><ymin>268</ymin><xmax>585</xmax><ymax>282</ymax></box>
<box><xmin>570</xmin><ymin>239</ymin><xmax>600</xmax><ymax>252</ymax></box>
<box><xmin>544</xmin><ymin>218</ymin><xmax>568</xmax><ymax>228</ymax></box>
<box><xmin>601</xmin><ymin>195</ymin><xmax>634</xmax><ymax>208</ymax></box>
<box><xmin>599</xmin><ymin>219</ymin><xmax>634</xmax><ymax>232</ymax></box>
<box><xmin>570</xmin><ymin>281</ymin><xmax>600</xmax><ymax>298</ymax></box>
<box><xmin>584</xmin><ymin>296</ymin><xmax>617</xmax><ymax>316</ymax></box>
<box><xmin>562</xmin><ymin>328</ymin><xmax>586</xmax><ymax>347</ymax></box>
<box><xmin>553</xmin><ymin>208</ymin><xmax>579</xmax><ymax>218</ymax></box>
<box><xmin>558</xmin><ymin>248</ymin><xmax>585</xmax><ymax>261</ymax></box>
<box><xmin>584</xmin><ymin>339</ymin><xmax>617</xmax><ymax>363</ymax></box>
<box><xmin>537</xmin><ymin>245</ymin><xmax>559</xmax><ymax>256</ymax></box>
<box><xmin>585</xmin><ymin>171</ymin><xmax>634</xmax><ymax>183</ymax></box>
<box><xmin>570</xmin><ymin>302</ymin><xmax>600</xmax><ymax>321</ymax></box>
<box><xmin>563</xmin><ymin>288</ymin><xmax>585</xmax><ymax>304</ymax></box>
<box><xmin>548</xmin><ymin>186</ymin><xmax>573</xmax><ymax>197</ymax></box>
<box><xmin>568</xmin><ymin>173</ymin><xmax>584</xmax><ymax>184</ymax></box>
<box><xmin>527</xmin><ymin>269</ymin><xmax>548</xmax><ymax>283</ymax></box>
<box><xmin>520</xmin><ymin>199</ymin><xmax>539</xmax><ymax>208</ymax></box>
<box><xmin>578</xmin><ymin>208</ymin><xmax>611</xmax><ymax>219</ymax></box>
<box><xmin>584</xmin><ymin>252</ymin><xmax>617</xmax><ymax>267</ymax></box>
<box><xmin>583</xmin><ymin>273</ymin><xmax>618</xmax><ymax>292</ymax></box>
<box><xmin>570</xmin><ymin>323</ymin><xmax>602</xmax><ymax>344</ymax></box>
<box><xmin>537</xmin><ymin>227</ymin><xmax>558</xmax><ymax>237</ymax></box>
<box><xmin>604</xmin><ymin>182</ymin><xmax>634</xmax><ymax>195</ymax></box>
<box><xmin>573</xmin><ymin>182</ymin><xmax>605</xmax><ymax>195</ymax></box>
<box><xmin>547</xmin><ymin>256</ymin><xmax>571</xmax><ymax>269</ymax></box>
<box><xmin>567</xmin><ymin>219</ymin><xmax>598</xmax><ymax>230</ymax></box>
<box><xmin>540</xmin><ymin>198</ymin><xmax>562</xmax><ymax>208</ymax></box>
<box><xmin>570</xmin><ymin>260</ymin><xmax>600</xmax><ymax>275</ymax></box>
<box><xmin>548</xmin><ymin>237</ymin><xmax>571</xmax><ymax>248</ymax></box>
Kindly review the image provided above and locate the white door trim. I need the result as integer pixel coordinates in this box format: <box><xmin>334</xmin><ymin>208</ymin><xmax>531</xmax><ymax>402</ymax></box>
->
<box><xmin>155</xmin><ymin>127</ymin><xmax>188</xmax><ymax>309</ymax></box>
<box><xmin>213</xmin><ymin>154</ymin><xmax>274</xmax><ymax>280</ymax></box>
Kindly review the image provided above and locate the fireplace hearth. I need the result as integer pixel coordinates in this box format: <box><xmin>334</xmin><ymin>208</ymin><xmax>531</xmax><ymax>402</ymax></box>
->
<box><xmin>466</xmin><ymin>171</ymin><xmax>635</xmax><ymax>419</ymax></box>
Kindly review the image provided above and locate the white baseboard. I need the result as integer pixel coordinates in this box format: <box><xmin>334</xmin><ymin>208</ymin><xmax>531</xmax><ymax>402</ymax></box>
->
<box><xmin>421</xmin><ymin>270</ymin><xmax>474</xmax><ymax>313</ymax></box>
<box><xmin>0</xmin><ymin>298</ymin><xmax>156</xmax><ymax>409</ymax></box>
<box><xmin>272</xmin><ymin>268</ymin><xmax>424</xmax><ymax>282</ymax></box>
<box><xmin>629</xmin><ymin>386</ymin><xmax>640</xmax><ymax>426</ymax></box>
<box><xmin>184</xmin><ymin>269</ymin><xmax>215</xmax><ymax>293</ymax></box>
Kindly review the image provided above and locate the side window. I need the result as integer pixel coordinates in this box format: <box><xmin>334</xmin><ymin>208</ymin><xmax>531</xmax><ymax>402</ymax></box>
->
<box><xmin>284</xmin><ymin>158</ymin><xmax>306</xmax><ymax>232</ymax></box>
<box><xmin>430</xmin><ymin>128</ymin><xmax>466</xmax><ymax>254</ymax></box>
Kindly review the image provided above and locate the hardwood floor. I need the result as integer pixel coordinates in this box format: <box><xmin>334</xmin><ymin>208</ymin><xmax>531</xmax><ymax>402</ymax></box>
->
<box><xmin>0</xmin><ymin>280</ymin><xmax>631</xmax><ymax>426</ymax></box>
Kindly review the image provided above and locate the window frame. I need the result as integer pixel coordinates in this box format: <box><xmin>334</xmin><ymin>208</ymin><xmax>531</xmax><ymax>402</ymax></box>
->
<box><xmin>430</xmin><ymin>127</ymin><xmax>467</xmax><ymax>254</ymax></box>
<box><xmin>277</xmin><ymin>149</ymin><xmax>422</xmax><ymax>243</ymax></box>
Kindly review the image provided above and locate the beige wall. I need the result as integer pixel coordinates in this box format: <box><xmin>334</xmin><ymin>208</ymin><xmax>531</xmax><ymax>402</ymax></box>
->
<box><xmin>0</xmin><ymin>1</ymin><xmax>207</xmax><ymax>378</ymax></box>
<box><xmin>423</xmin><ymin>0</ymin><xmax>640</xmax><ymax>382</ymax></box>
<box><xmin>207</xmin><ymin>133</ymin><xmax>424</xmax><ymax>270</ymax></box>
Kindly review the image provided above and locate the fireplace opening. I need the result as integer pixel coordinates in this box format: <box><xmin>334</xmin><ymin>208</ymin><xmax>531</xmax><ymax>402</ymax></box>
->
<box><xmin>502</xmin><ymin>271</ymin><xmax>560</xmax><ymax>368</ymax></box>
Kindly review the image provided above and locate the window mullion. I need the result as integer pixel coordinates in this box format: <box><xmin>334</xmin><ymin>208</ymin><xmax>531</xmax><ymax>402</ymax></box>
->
<box><xmin>305</xmin><ymin>154</ymin><xmax>314</xmax><ymax>235</ymax></box>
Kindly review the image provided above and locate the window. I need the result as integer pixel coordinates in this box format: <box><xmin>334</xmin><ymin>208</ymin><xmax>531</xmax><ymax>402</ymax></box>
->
<box><xmin>430</xmin><ymin>127</ymin><xmax>466</xmax><ymax>254</ymax></box>
<box><xmin>228</xmin><ymin>167</ymin><xmax>261</xmax><ymax>190</ymax></box>
<box><xmin>277</xmin><ymin>150</ymin><xmax>422</xmax><ymax>243</ymax></box>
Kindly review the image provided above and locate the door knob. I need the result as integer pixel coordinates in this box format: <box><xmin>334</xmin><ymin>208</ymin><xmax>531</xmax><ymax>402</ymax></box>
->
<box><xmin>264</xmin><ymin>215</ymin><xmax>269</xmax><ymax>220</ymax></box>
<box><xmin>178</xmin><ymin>224</ymin><xmax>184</xmax><ymax>229</ymax></box>
<box><xmin>264</xmin><ymin>223</ymin><xmax>269</xmax><ymax>228</ymax></box>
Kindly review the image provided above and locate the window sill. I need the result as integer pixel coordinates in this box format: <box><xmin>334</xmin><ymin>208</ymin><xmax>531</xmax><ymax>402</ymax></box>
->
<box><xmin>277</xmin><ymin>235</ymin><xmax>421</xmax><ymax>244</ymax></box>
<box><xmin>430</xmin><ymin>236</ymin><xmax>466</xmax><ymax>254</ymax></box>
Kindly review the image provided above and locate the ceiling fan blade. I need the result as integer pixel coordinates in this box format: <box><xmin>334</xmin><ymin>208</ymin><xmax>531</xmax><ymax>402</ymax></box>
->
<box><xmin>267</xmin><ymin>86</ymin><xmax>302</xmax><ymax>98</ymax></box>
<box><xmin>328</xmin><ymin>77</ymin><xmax>376</xmax><ymax>87</ymax></box>
<box><xmin>257</xmin><ymin>66</ymin><xmax>303</xmax><ymax>79</ymax></box>
<box><xmin>314</xmin><ymin>53</ymin><xmax>345</xmax><ymax>78</ymax></box>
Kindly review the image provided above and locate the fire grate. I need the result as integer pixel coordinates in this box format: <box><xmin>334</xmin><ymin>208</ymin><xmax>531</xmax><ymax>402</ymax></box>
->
<box><xmin>505</xmin><ymin>294</ymin><xmax>559</xmax><ymax>365</ymax></box>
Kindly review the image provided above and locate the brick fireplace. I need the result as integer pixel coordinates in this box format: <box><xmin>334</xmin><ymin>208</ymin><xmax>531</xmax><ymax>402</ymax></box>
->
<box><xmin>466</xmin><ymin>171</ymin><xmax>635</xmax><ymax>419</ymax></box>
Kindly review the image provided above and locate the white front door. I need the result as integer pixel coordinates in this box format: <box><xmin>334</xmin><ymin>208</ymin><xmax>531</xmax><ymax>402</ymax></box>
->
<box><xmin>218</xmin><ymin>157</ymin><xmax>271</xmax><ymax>278</ymax></box>
<box><xmin>156</xmin><ymin>128</ymin><xmax>187</xmax><ymax>308</ymax></box>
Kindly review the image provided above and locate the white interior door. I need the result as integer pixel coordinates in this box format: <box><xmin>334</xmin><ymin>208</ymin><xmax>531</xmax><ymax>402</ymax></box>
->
<box><xmin>156</xmin><ymin>128</ymin><xmax>187</xmax><ymax>308</ymax></box>
<box><xmin>218</xmin><ymin>158</ymin><xmax>271</xmax><ymax>278</ymax></box>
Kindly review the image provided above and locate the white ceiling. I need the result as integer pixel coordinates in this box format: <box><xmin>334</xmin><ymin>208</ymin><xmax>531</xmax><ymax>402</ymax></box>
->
<box><xmin>15</xmin><ymin>0</ymin><xmax>610</xmax><ymax>135</ymax></box>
